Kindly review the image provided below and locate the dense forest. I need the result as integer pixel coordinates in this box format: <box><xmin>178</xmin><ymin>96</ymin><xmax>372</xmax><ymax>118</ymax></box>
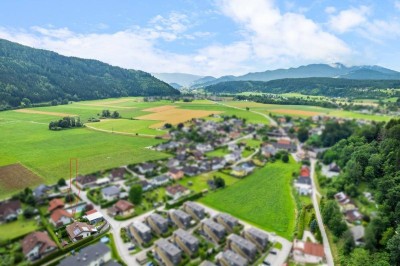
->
<box><xmin>204</xmin><ymin>78</ymin><xmax>400</xmax><ymax>98</ymax></box>
<box><xmin>0</xmin><ymin>39</ymin><xmax>179</xmax><ymax>110</ymax></box>
<box><xmin>320</xmin><ymin>119</ymin><xmax>400</xmax><ymax>265</ymax></box>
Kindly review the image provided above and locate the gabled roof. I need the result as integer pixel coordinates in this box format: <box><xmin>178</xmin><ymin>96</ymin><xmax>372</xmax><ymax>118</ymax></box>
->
<box><xmin>114</xmin><ymin>200</ymin><xmax>134</xmax><ymax>212</ymax></box>
<box><xmin>66</xmin><ymin>222</ymin><xmax>96</xmax><ymax>239</ymax></box>
<box><xmin>101</xmin><ymin>186</ymin><xmax>120</xmax><ymax>196</ymax></box>
<box><xmin>166</xmin><ymin>184</ymin><xmax>188</xmax><ymax>196</ymax></box>
<box><xmin>300</xmin><ymin>165</ymin><xmax>310</xmax><ymax>178</ymax></box>
<box><xmin>59</xmin><ymin>242</ymin><xmax>111</xmax><ymax>266</ymax></box>
<box><xmin>48</xmin><ymin>198</ymin><xmax>64</xmax><ymax>212</ymax></box>
<box><xmin>76</xmin><ymin>175</ymin><xmax>97</xmax><ymax>185</ymax></box>
<box><xmin>304</xmin><ymin>242</ymin><xmax>325</xmax><ymax>257</ymax></box>
<box><xmin>0</xmin><ymin>200</ymin><xmax>21</xmax><ymax>216</ymax></box>
<box><xmin>50</xmin><ymin>209</ymin><xmax>72</xmax><ymax>223</ymax></box>
<box><xmin>22</xmin><ymin>231</ymin><xmax>57</xmax><ymax>256</ymax></box>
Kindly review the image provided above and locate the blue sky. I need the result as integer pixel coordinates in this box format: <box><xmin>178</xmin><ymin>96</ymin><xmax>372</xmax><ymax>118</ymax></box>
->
<box><xmin>1</xmin><ymin>0</ymin><xmax>400</xmax><ymax>76</ymax></box>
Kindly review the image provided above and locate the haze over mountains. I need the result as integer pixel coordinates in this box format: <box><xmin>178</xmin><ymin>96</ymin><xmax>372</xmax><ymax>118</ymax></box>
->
<box><xmin>0</xmin><ymin>39</ymin><xmax>179</xmax><ymax>109</ymax></box>
<box><xmin>155</xmin><ymin>63</ymin><xmax>400</xmax><ymax>89</ymax></box>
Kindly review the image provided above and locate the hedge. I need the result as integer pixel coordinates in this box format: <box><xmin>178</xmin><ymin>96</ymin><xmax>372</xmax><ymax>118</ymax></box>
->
<box><xmin>165</xmin><ymin>192</ymin><xmax>203</xmax><ymax>209</ymax></box>
<box><xmin>100</xmin><ymin>199</ymin><xmax>119</xmax><ymax>209</ymax></box>
<box><xmin>114</xmin><ymin>212</ymin><xmax>136</xmax><ymax>221</ymax></box>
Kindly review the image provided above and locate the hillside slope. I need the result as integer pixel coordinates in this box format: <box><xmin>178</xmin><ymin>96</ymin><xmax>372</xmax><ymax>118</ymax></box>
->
<box><xmin>0</xmin><ymin>39</ymin><xmax>179</xmax><ymax>109</ymax></box>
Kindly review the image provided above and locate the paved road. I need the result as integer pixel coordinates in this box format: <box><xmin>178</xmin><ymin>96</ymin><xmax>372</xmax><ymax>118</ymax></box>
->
<box><xmin>310</xmin><ymin>159</ymin><xmax>334</xmax><ymax>266</ymax></box>
<box><xmin>212</xmin><ymin>101</ymin><xmax>278</xmax><ymax>126</ymax></box>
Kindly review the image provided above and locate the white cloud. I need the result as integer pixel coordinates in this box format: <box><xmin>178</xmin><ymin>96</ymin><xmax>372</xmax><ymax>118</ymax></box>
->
<box><xmin>325</xmin><ymin>6</ymin><xmax>336</xmax><ymax>14</ymax></box>
<box><xmin>395</xmin><ymin>1</ymin><xmax>400</xmax><ymax>10</ymax></box>
<box><xmin>218</xmin><ymin>0</ymin><xmax>350</xmax><ymax>64</ymax></box>
<box><xmin>328</xmin><ymin>6</ymin><xmax>370</xmax><ymax>33</ymax></box>
<box><xmin>0</xmin><ymin>4</ymin><xmax>352</xmax><ymax>76</ymax></box>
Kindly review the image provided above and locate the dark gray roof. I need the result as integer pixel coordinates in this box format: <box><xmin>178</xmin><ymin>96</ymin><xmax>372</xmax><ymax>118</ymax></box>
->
<box><xmin>174</xmin><ymin>229</ymin><xmax>199</xmax><ymax>245</ymax></box>
<box><xmin>149</xmin><ymin>213</ymin><xmax>168</xmax><ymax>225</ymax></box>
<box><xmin>217</xmin><ymin>213</ymin><xmax>238</xmax><ymax>224</ymax></box>
<box><xmin>101</xmin><ymin>185</ymin><xmax>120</xmax><ymax>196</ymax></box>
<box><xmin>202</xmin><ymin>219</ymin><xmax>225</xmax><ymax>233</ymax></box>
<box><xmin>246</xmin><ymin>227</ymin><xmax>269</xmax><ymax>241</ymax></box>
<box><xmin>173</xmin><ymin>209</ymin><xmax>191</xmax><ymax>220</ymax></box>
<box><xmin>59</xmin><ymin>242</ymin><xmax>111</xmax><ymax>266</ymax></box>
<box><xmin>184</xmin><ymin>201</ymin><xmax>204</xmax><ymax>213</ymax></box>
<box><xmin>221</xmin><ymin>250</ymin><xmax>248</xmax><ymax>266</ymax></box>
<box><xmin>155</xmin><ymin>239</ymin><xmax>181</xmax><ymax>257</ymax></box>
<box><xmin>132</xmin><ymin>221</ymin><xmax>151</xmax><ymax>234</ymax></box>
<box><xmin>228</xmin><ymin>234</ymin><xmax>257</xmax><ymax>251</ymax></box>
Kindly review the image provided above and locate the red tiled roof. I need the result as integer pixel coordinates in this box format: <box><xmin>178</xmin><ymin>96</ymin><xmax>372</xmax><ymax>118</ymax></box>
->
<box><xmin>50</xmin><ymin>208</ymin><xmax>72</xmax><ymax>223</ymax></box>
<box><xmin>166</xmin><ymin>184</ymin><xmax>188</xmax><ymax>195</ymax></box>
<box><xmin>21</xmin><ymin>231</ymin><xmax>57</xmax><ymax>256</ymax></box>
<box><xmin>85</xmin><ymin>209</ymin><xmax>97</xmax><ymax>215</ymax></box>
<box><xmin>278</xmin><ymin>139</ymin><xmax>291</xmax><ymax>145</ymax></box>
<box><xmin>114</xmin><ymin>200</ymin><xmax>134</xmax><ymax>212</ymax></box>
<box><xmin>48</xmin><ymin>198</ymin><xmax>64</xmax><ymax>212</ymax></box>
<box><xmin>304</xmin><ymin>242</ymin><xmax>325</xmax><ymax>257</ymax></box>
<box><xmin>300</xmin><ymin>165</ymin><xmax>310</xmax><ymax>178</ymax></box>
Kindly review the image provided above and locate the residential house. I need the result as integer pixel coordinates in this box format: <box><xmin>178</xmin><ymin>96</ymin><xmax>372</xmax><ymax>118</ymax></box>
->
<box><xmin>137</xmin><ymin>162</ymin><xmax>157</xmax><ymax>174</ymax></box>
<box><xmin>168</xmin><ymin>209</ymin><xmax>192</xmax><ymax>229</ymax></box>
<box><xmin>33</xmin><ymin>184</ymin><xmax>52</xmax><ymax>200</ymax></box>
<box><xmin>272</xmin><ymin>138</ymin><xmax>297</xmax><ymax>152</ymax></box>
<box><xmin>84</xmin><ymin>209</ymin><xmax>104</xmax><ymax>225</ymax></box>
<box><xmin>334</xmin><ymin>192</ymin><xmax>350</xmax><ymax>205</ymax></box>
<box><xmin>224</xmin><ymin>151</ymin><xmax>241</xmax><ymax>163</ymax></box>
<box><xmin>129</xmin><ymin>221</ymin><xmax>152</xmax><ymax>245</ymax></box>
<box><xmin>50</xmin><ymin>209</ymin><xmax>72</xmax><ymax>228</ymax></box>
<box><xmin>48</xmin><ymin>198</ymin><xmax>64</xmax><ymax>212</ymax></box>
<box><xmin>172</xmin><ymin>229</ymin><xmax>199</xmax><ymax>256</ymax></box>
<box><xmin>196</xmin><ymin>143</ymin><xmax>213</xmax><ymax>152</ymax></box>
<box><xmin>210</xmin><ymin>157</ymin><xmax>226</xmax><ymax>170</ymax></box>
<box><xmin>154</xmin><ymin>239</ymin><xmax>182</xmax><ymax>266</ymax></box>
<box><xmin>295</xmin><ymin>165</ymin><xmax>312</xmax><ymax>196</ymax></box>
<box><xmin>350</xmin><ymin>225</ymin><xmax>365</xmax><ymax>246</ymax></box>
<box><xmin>167</xmin><ymin>168</ymin><xmax>184</xmax><ymax>180</ymax></box>
<box><xmin>217</xmin><ymin>250</ymin><xmax>248</xmax><ymax>266</ymax></box>
<box><xmin>200</xmin><ymin>219</ymin><xmax>226</xmax><ymax>243</ymax></box>
<box><xmin>328</xmin><ymin>162</ymin><xmax>341</xmax><ymax>173</ymax></box>
<box><xmin>293</xmin><ymin>240</ymin><xmax>325</xmax><ymax>264</ymax></box>
<box><xmin>183</xmin><ymin>201</ymin><xmax>205</xmax><ymax>221</ymax></box>
<box><xmin>95</xmin><ymin>177</ymin><xmax>110</xmax><ymax>187</ymax></box>
<box><xmin>22</xmin><ymin>231</ymin><xmax>57</xmax><ymax>261</ymax></box>
<box><xmin>267</xmin><ymin>129</ymin><xmax>285</xmax><ymax>138</ymax></box>
<box><xmin>138</xmin><ymin>180</ymin><xmax>153</xmax><ymax>192</ymax></box>
<box><xmin>75</xmin><ymin>175</ymin><xmax>97</xmax><ymax>189</ymax></box>
<box><xmin>101</xmin><ymin>186</ymin><xmax>121</xmax><ymax>201</ymax></box>
<box><xmin>345</xmin><ymin>209</ymin><xmax>363</xmax><ymax>224</ymax></box>
<box><xmin>66</xmin><ymin>222</ymin><xmax>97</xmax><ymax>242</ymax></box>
<box><xmin>166</xmin><ymin>184</ymin><xmax>190</xmax><ymax>201</ymax></box>
<box><xmin>214</xmin><ymin>213</ymin><xmax>239</xmax><ymax>233</ymax></box>
<box><xmin>227</xmin><ymin>234</ymin><xmax>257</xmax><ymax>262</ymax></box>
<box><xmin>110</xmin><ymin>167</ymin><xmax>126</xmax><ymax>180</ymax></box>
<box><xmin>167</xmin><ymin>158</ymin><xmax>180</xmax><ymax>168</ymax></box>
<box><xmin>151</xmin><ymin>175</ymin><xmax>170</xmax><ymax>186</ymax></box>
<box><xmin>261</xmin><ymin>143</ymin><xmax>276</xmax><ymax>158</ymax></box>
<box><xmin>0</xmin><ymin>200</ymin><xmax>22</xmax><ymax>223</ymax></box>
<box><xmin>145</xmin><ymin>213</ymin><xmax>168</xmax><ymax>235</ymax></box>
<box><xmin>182</xmin><ymin>166</ymin><xmax>199</xmax><ymax>177</ymax></box>
<box><xmin>108</xmin><ymin>200</ymin><xmax>134</xmax><ymax>217</ymax></box>
<box><xmin>59</xmin><ymin>242</ymin><xmax>119</xmax><ymax>266</ymax></box>
<box><xmin>243</xmin><ymin>227</ymin><xmax>269</xmax><ymax>252</ymax></box>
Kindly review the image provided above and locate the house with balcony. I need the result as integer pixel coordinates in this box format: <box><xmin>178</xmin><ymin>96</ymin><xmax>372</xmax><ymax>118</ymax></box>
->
<box><xmin>145</xmin><ymin>213</ymin><xmax>169</xmax><ymax>235</ymax></box>
<box><xmin>129</xmin><ymin>221</ymin><xmax>152</xmax><ymax>245</ymax></box>
<box><xmin>172</xmin><ymin>229</ymin><xmax>199</xmax><ymax>257</ymax></box>
<box><xmin>200</xmin><ymin>219</ymin><xmax>226</xmax><ymax>243</ymax></box>
<box><xmin>183</xmin><ymin>201</ymin><xmax>205</xmax><ymax>221</ymax></box>
<box><xmin>154</xmin><ymin>239</ymin><xmax>182</xmax><ymax>266</ymax></box>
<box><xmin>227</xmin><ymin>234</ymin><xmax>257</xmax><ymax>262</ymax></box>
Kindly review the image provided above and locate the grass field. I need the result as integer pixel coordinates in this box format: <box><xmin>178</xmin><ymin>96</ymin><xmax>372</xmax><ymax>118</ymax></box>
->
<box><xmin>0</xmin><ymin>110</ymin><xmax>168</xmax><ymax>199</ymax></box>
<box><xmin>225</xmin><ymin>101</ymin><xmax>393</xmax><ymax>121</ymax></box>
<box><xmin>86</xmin><ymin>119</ymin><xmax>166</xmax><ymax>136</ymax></box>
<box><xmin>0</xmin><ymin>216</ymin><xmax>40</xmax><ymax>241</ymax></box>
<box><xmin>199</xmin><ymin>158</ymin><xmax>299</xmax><ymax>240</ymax></box>
<box><xmin>178</xmin><ymin>171</ymin><xmax>239</xmax><ymax>192</ymax></box>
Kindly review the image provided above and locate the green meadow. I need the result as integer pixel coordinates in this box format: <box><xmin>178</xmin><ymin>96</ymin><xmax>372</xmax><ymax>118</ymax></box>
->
<box><xmin>199</xmin><ymin>158</ymin><xmax>300</xmax><ymax>240</ymax></box>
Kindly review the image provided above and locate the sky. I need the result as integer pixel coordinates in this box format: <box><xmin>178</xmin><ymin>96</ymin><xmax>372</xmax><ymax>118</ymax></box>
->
<box><xmin>1</xmin><ymin>0</ymin><xmax>400</xmax><ymax>77</ymax></box>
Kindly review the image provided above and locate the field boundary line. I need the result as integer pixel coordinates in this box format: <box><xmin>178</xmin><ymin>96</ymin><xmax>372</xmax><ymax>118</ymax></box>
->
<box><xmin>84</xmin><ymin>124</ymin><xmax>157</xmax><ymax>138</ymax></box>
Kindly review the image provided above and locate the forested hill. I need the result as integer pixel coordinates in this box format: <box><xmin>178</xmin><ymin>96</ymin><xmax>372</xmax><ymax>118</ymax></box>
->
<box><xmin>0</xmin><ymin>39</ymin><xmax>179</xmax><ymax>109</ymax></box>
<box><xmin>204</xmin><ymin>78</ymin><xmax>400</xmax><ymax>97</ymax></box>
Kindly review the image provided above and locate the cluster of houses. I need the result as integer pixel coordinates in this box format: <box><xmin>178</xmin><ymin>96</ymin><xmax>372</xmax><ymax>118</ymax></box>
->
<box><xmin>75</xmin><ymin>167</ymin><xmax>127</xmax><ymax>190</ymax></box>
<box><xmin>125</xmin><ymin>201</ymin><xmax>271</xmax><ymax>266</ymax></box>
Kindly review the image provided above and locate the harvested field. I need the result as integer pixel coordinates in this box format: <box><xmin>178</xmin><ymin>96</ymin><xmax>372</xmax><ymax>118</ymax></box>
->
<box><xmin>271</xmin><ymin>109</ymin><xmax>321</xmax><ymax>116</ymax></box>
<box><xmin>142</xmin><ymin>105</ymin><xmax>178</xmax><ymax>112</ymax></box>
<box><xmin>137</xmin><ymin>105</ymin><xmax>221</xmax><ymax>128</ymax></box>
<box><xmin>15</xmin><ymin>109</ymin><xmax>76</xmax><ymax>117</ymax></box>
<box><xmin>0</xmin><ymin>163</ymin><xmax>43</xmax><ymax>192</ymax></box>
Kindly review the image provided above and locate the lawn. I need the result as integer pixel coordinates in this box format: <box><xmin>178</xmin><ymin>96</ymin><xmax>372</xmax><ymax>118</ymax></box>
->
<box><xmin>0</xmin><ymin>216</ymin><xmax>41</xmax><ymax>241</ymax></box>
<box><xmin>199</xmin><ymin>158</ymin><xmax>300</xmax><ymax>240</ymax></box>
<box><xmin>206</xmin><ymin>148</ymin><xmax>229</xmax><ymax>157</ymax></box>
<box><xmin>178</xmin><ymin>171</ymin><xmax>239</xmax><ymax>192</ymax></box>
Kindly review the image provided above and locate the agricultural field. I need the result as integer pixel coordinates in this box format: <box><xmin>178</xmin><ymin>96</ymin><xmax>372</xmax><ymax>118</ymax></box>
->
<box><xmin>199</xmin><ymin>158</ymin><xmax>300</xmax><ymax>240</ymax></box>
<box><xmin>224</xmin><ymin>101</ymin><xmax>393</xmax><ymax>122</ymax></box>
<box><xmin>0</xmin><ymin>164</ymin><xmax>43</xmax><ymax>196</ymax></box>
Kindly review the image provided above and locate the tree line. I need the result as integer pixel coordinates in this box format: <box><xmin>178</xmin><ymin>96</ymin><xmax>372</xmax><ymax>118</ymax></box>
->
<box><xmin>49</xmin><ymin>117</ymin><xmax>83</xmax><ymax>130</ymax></box>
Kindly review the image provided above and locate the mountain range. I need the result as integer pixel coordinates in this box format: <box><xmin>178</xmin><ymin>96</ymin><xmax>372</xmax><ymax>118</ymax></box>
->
<box><xmin>154</xmin><ymin>63</ymin><xmax>400</xmax><ymax>88</ymax></box>
<box><xmin>0</xmin><ymin>39</ymin><xmax>179</xmax><ymax>109</ymax></box>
